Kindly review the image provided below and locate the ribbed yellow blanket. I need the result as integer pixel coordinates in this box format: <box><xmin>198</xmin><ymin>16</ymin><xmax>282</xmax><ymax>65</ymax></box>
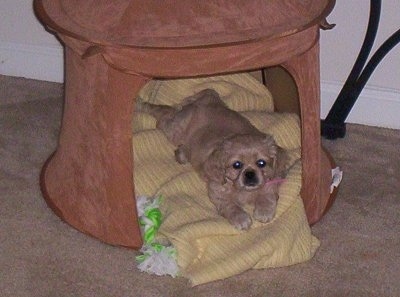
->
<box><xmin>133</xmin><ymin>73</ymin><xmax>319</xmax><ymax>286</ymax></box>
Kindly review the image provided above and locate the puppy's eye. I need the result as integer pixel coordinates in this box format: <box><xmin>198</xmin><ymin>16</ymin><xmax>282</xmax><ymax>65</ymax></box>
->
<box><xmin>232</xmin><ymin>161</ymin><xmax>243</xmax><ymax>170</ymax></box>
<box><xmin>256</xmin><ymin>159</ymin><xmax>267</xmax><ymax>168</ymax></box>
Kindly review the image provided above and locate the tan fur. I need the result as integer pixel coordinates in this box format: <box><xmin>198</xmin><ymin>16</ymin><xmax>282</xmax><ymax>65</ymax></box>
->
<box><xmin>137</xmin><ymin>89</ymin><xmax>288</xmax><ymax>230</ymax></box>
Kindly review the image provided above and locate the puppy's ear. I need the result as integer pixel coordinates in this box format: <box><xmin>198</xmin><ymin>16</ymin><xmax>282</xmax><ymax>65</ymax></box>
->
<box><xmin>272</xmin><ymin>146</ymin><xmax>289</xmax><ymax>178</ymax></box>
<box><xmin>202</xmin><ymin>147</ymin><xmax>226</xmax><ymax>184</ymax></box>
<box><xmin>262</xmin><ymin>135</ymin><xmax>289</xmax><ymax>178</ymax></box>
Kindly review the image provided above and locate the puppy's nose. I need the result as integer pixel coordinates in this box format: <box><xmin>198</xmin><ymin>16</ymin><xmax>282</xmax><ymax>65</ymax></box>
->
<box><xmin>244</xmin><ymin>169</ymin><xmax>258</xmax><ymax>186</ymax></box>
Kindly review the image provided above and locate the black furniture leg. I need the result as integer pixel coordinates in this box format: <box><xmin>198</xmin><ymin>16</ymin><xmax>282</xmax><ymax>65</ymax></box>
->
<box><xmin>321</xmin><ymin>0</ymin><xmax>400</xmax><ymax>139</ymax></box>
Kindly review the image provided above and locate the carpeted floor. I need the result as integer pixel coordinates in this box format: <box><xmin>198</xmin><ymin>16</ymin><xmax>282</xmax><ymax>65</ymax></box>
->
<box><xmin>1</xmin><ymin>75</ymin><xmax>399</xmax><ymax>297</ymax></box>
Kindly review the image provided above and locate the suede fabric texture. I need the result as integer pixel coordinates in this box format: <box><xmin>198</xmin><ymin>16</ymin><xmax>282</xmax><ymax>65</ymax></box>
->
<box><xmin>1</xmin><ymin>75</ymin><xmax>400</xmax><ymax>296</ymax></box>
<box><xmin>35</xmin><ymin>0</ymin><xmax>334</xmax><ymax>48</ymax></box>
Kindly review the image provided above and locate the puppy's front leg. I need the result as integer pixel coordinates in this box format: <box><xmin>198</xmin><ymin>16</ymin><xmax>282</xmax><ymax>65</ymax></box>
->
<box><xmin>253</xmin><ymin>185</ymin><xmax>278</xmax><ymax>223</ymax></box>
<box><xmin>220</xmin><ymin>202</ymin><xmax>253</xmax><ymax>230</ymax></box>
<box><xmin>208</xmin><ymin>182</ymin><xmax>252</xmax><ymax>230</ymax></box>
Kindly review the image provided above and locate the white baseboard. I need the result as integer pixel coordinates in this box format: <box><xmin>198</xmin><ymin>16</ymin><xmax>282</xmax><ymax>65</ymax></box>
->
<box><xmin>0</xmin><ymin>41</ymin><xmax>64</xmax><ymax>83</ymax></box>
<box><xmin>321</xmin><ymin>80</ymin><xmax>400</xmax><ymax>130</ymax></box>
<box><xmin>1</xmin><ymin>42</ymin><xmax>399</xmax><ymax>130</ymax></box>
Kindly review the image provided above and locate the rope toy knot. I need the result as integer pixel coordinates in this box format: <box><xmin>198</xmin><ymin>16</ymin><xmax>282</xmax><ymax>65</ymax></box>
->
<box><xmin>140</xmin><ymin>208</ymin><xmax>162</xmax><ymax>243</ymax></box>
<box><xmin>135</xmin><ymin>195</ymin><xmax>179</xmax><ymax>277</ymax></box>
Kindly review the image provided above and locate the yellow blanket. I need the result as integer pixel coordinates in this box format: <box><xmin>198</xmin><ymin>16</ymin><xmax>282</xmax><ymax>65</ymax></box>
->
<box><xmin>133</xmin><ymin>73</ymin><xmax>319</xmax><ymax>286</ymax></box>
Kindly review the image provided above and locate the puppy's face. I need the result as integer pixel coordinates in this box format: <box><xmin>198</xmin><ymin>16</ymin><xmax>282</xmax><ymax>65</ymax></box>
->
<box><xmin>204</xmin><ymin>134</ymin><xmax>285</xmax><ymax>190</ymax></box>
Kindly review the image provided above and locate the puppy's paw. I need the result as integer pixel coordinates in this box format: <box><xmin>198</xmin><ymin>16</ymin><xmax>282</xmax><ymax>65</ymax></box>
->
<box><xmin>229</xmin><ymin>211</ymin><xmax>252</xmax><ymax>230</ymax></box>
<box><xmin>253</xmin><ymin>206</ymin><xmax>276</xmax><ymax>223</ymax></box>
<box><xmin>174</xmin><ymin>146</ymin><xmax>189</xmax><ymax>164</ymax></box>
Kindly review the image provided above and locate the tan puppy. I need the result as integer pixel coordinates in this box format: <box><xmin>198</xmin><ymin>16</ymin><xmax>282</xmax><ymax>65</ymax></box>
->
<box><xmin>137</xmin><ymin>89</ymin><xmax>288</xmax><ymax>230</ymax></box>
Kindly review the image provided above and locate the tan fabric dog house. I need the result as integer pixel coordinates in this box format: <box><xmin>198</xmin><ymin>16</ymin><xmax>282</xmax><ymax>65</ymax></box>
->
<box><xmin>35</xmin><ymin>0</ymin><xmax>338</xmax><ymax>249</ymax></box>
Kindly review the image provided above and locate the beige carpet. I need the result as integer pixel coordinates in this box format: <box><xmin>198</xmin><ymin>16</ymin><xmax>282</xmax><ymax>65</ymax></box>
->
<box><xmin>1</xmin><ymin>75</ymin><xmax>399</xmax><ymax>297</ymax></box>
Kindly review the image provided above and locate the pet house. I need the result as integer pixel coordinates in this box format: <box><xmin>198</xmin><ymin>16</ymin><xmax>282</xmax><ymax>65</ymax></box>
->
<box><xmin>35</xmin><ymin>0</ymin><xmax>338</xmax><ymax>250</ymax></box>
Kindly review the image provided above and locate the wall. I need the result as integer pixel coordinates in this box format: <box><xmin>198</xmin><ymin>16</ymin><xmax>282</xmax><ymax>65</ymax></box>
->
<box><xmin>1</xmin><ymin>1</ymin><xmax>399</xmax><ymax>129</ymax></box>
<box><xmin>319</xmin><ymin>0</ymin><xmax>400</xmax><ymax>128</ymax></box>
<box><xmin>0</xmin><ymin>0</ymin><xmax>63</xmax><ymax>82</ymax></box>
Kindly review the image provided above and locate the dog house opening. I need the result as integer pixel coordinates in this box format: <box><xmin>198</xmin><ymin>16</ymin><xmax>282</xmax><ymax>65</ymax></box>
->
<box><xmin>262</xmin><ymin>66</ymin><xmax>300</xmax><ymax>115</ymax></box>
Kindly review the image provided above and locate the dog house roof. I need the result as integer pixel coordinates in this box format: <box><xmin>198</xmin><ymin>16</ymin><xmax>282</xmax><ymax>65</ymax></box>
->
<box><xmin>35</xmin><ymin>0</ymin><xmax>335</xmax><ymax>48</ymax></box>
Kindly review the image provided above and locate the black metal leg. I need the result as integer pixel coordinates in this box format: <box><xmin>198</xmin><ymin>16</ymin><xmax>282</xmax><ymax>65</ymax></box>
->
<box><xmin>321</xmin><ymin>0</ymin><xmax>400</xmax><ymax>139</ymax></box>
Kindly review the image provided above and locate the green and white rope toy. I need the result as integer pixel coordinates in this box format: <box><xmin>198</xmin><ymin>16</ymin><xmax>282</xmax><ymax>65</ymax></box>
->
<box><xmin>135</xmin><ymin>195</ymin><xmax>179</xmax><ymax>277</ymax></box>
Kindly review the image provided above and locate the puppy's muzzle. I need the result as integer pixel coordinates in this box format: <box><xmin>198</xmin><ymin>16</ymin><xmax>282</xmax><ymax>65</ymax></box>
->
<box><xmin>243</xmin><ymin>169</ymin><xmax>259</xmax><ymax>187</ymax></box>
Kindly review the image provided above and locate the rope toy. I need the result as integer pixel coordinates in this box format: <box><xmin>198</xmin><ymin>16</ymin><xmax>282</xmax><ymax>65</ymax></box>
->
<box><xmin>135</xmin><ymin>195</ymin><xmax>179</xmax><ymax>277</ymax></box>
